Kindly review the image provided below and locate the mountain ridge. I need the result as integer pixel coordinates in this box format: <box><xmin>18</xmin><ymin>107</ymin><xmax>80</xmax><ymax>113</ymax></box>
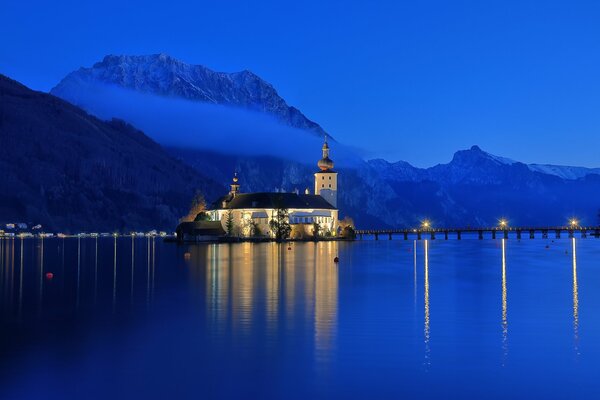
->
<box><xmin>51</xmin><ymin>53</ymin><xmax>327</xmax><ymax>138</ymax></box>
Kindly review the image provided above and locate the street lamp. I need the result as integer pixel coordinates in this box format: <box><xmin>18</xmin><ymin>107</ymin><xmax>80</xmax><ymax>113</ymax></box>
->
<box><xmin>570</xmin><ymin>218</ymin><xmax>579</xmax><ymax>228</ymax></box>
<box><xmin>499</xmin><ymin>219</ymin><xmax>508</xmax><ymax>229</ymax></box>
<box><xmin>421</xmin><ymin>220</ymin><xmax>431</xmax><ymax>230</ymax></box>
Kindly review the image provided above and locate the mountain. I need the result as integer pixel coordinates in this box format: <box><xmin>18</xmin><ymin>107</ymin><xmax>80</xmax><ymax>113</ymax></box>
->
<box><xmin>367</xmin><ymin>145</ymin><xmax>600</xmax><ymax>227</ymax></box>
<box><xmin>51</xmin><ymin>54</ymin><xmax>326</xmax><ymax>138</ymax></box>
<box><xmin>0</xmin><ymin>74</ymin><xmax>223</xmax><ymax>232</ymax></box>
<box><xmin>48</xmin><ymin>54</ymin><xmax>600</xmax><ymax>229</ymax></box>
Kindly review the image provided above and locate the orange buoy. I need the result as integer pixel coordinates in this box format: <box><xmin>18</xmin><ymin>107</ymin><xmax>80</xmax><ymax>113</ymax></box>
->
<box><xmin>334</xmin><ymin>257</ymin><xmax>339</xmax><ymax>263</ymax></box>
<box><xmin>45</xmin><ymin>272</ymin><xmax>54</xmax><ymax>280</ymax></box>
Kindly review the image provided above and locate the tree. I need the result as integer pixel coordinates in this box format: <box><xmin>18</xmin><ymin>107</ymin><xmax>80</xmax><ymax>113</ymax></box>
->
<box><xmin>250</xmin><ymin>220</ymin><xmax>261</xmax><ymax>237</ymax></box>
<box><xmin>312</xmin><ymin>222</ymin><xmax>321</xmax><ymax>240</ymax></box>
<box><xmin>269</xmin><ymin>206</ymin><xmax>291</xmax><ymax>242</ymax></box>
<box><xmin>340</xmin><ymin>216</ymin><xmax>356</xmax><ymax>239</ymax></box>
<box><xmin>180</xmin><ymin>192</ymin><xmax>207</xmax><ymax>222</ymax></box>
<box><xmin>194</xmin><ymin>212</ymin><xmax>210</xmax><ymax>222</ymax></box>
<box><xmin>243</xmin><ymin>218</ymin><xmax>261</xmax><ymax>237</ymax></box>
<box><xmin>225</xmin><ymin>211</ymin><xmax>235</xmax><ymax>236</ymax></box>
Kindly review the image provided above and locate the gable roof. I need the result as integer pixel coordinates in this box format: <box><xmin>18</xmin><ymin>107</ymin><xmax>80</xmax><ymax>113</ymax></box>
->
<box><xmin>211</xmin><ymin>192</ymin><xmax>336</xmax><ymax>210</ymax></box>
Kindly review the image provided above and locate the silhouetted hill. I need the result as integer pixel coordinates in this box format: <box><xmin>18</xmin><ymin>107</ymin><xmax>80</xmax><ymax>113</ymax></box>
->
<box><xmin>0</xmin><ymin>74</ymin><xmax>223</xmax><ymax>232</ymax></box>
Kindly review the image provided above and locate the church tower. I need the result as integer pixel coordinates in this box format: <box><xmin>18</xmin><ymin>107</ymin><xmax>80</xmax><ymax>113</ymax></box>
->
<box><xmin>229</xmin><ymin>172</ymin><xmax>240</xmax><ymax>197</ymax></box>
<box><xmin>314</xmin><ymin>135</ymin><xmax>338</xmax><ymax>208</ymax></box>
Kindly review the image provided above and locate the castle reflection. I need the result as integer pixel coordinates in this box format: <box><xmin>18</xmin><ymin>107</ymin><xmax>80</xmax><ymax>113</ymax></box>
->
<box><xmin>192</xmin><ymin>242</ymin><xmax>339</xmax><ymax>359</ymax></box>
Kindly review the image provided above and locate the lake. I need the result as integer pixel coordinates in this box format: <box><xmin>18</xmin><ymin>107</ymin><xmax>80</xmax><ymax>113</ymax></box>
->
<box><xmin>0</xmin><ymin>236</ymin><xmax>599</xmax><ymax>399</ymax></box>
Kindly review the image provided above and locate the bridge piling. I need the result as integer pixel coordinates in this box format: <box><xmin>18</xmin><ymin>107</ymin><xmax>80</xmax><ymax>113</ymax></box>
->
<box><xmin>516</xmin><ymin>230</ymin><xmax>521</xmax><ymax>240</ymax></box>
<box><xmin>478</xmin><ymin>230</ymin><xmax>483</xmax><ymax>240</ymax></box>
<box><xmin>492</xmin><ymin>230</ymin><xmax>496</xmax><ymax>239</ymax></box>
<box><xmin>555</xmin><ymin>230</ymin><xmax>561</xmax><ymax>239</ymax></box>
<box><xmin>457</xmin><ymin>231</ymin><xmax>462</xmax><ymax>240</ymax></box>
<box><xmin>530</xmin><ymin>230</ymin><xmax>535</xmax><ymax>239</ymax></box>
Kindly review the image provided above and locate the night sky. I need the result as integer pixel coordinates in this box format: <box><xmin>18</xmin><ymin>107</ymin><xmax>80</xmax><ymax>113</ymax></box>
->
<box><xmin>3</xmin><ymin>0</ymin><xmax>600</xmax><ymax>167</ymax></box>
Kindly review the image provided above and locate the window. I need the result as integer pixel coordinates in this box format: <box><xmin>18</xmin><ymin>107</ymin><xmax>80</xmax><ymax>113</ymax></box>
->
<box><xmin>329</xmin><ymin>176</ymin><xmax>331</xmax><ymax>180</ymax></box>
<box><xmin>322</xmin><ymin>176</ymin><xmax>325</xmax><ymax>180</ymax></box>
<box><xmin>322</xmin><ymin>184</ymin><xmax>324</xmax><ymax>188</ymax></box>
<box><xmin>328</xmin><ymin>184</ymin><xmax>331</xmax><ymax>188</ymax></box>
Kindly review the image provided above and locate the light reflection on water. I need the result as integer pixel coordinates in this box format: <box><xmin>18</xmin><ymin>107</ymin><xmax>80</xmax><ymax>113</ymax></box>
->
<box><xmin>0</xmin><ymin>237</ymin><xmax>599</xmax><ymax>398</ymax></box>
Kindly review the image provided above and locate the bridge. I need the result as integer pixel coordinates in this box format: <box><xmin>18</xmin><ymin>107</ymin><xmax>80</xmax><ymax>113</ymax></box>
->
<box><xmin>355</xmin><ymin>226</ymin><xmax>600</xmax><ymax>240</ymax></box>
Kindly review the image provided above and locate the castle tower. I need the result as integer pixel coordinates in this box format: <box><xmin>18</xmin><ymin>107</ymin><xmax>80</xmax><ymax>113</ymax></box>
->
<box><xmin>230</xmin><ymin>172</ymin><xmax>240</xmax><ymax>197</ymax></box>
<box><xmin>314</xmin><ymin>135</ymin><xmax>338</xmax><ymax>208</ymax></box>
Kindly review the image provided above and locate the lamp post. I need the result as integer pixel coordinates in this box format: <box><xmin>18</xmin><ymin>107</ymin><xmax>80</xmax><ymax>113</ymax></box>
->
<box><xmin>499</xmin><ymin>219</ymin><xmax>508</xmax><ymax>230</ymax></box>
<box><xmin>421</xmin><ymin>220</ymin><xmax>431</xmax><ymax>231</ymax></box>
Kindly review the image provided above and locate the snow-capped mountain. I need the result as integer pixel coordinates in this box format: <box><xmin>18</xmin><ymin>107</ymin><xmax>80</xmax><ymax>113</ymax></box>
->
<box><xmin>46</xmin><ymin>55</ymin><xmax>600</xmax><ymax>228</ymax></box>
<box><xmin>371</xmin><ymin>145</ymin><xmax>600</xmax><ymax>183</ymax></box>
<box><xmin>51</xmin><ymin>54</ymin><xmax>326</xmax><ymax>138</ymax></box>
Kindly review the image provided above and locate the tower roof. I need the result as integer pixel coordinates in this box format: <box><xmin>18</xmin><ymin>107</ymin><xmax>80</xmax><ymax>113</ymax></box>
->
<box><xmin>318</xmin><ymin>134</ymin><xmax>334</xmax><ymax>171</ymax></box>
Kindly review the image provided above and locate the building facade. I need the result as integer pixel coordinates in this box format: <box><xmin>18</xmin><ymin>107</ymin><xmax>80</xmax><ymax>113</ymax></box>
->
<box><xmin>208</xmin><ymin>138</ymin><xmax>339</xmax><ymax>238</ymax></box>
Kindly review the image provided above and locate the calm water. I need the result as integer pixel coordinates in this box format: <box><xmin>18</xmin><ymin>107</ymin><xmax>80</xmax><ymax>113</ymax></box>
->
<box><xmin>0</xmin><ymin>236</ymin><xmax>599</xmax><ymax>399</ymax></box>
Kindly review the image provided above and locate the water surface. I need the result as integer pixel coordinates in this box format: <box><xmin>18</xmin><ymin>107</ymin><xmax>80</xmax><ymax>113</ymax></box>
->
<box><xmin>0</xmin><ymin>237</ymin><xmax>599</xmax><ymax>399</ymax></box>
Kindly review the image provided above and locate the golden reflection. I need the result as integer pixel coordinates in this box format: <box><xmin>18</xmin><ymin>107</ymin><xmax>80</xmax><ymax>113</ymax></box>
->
<box><xmin>206</xmin><ymin>243</ymin><xmax>229</xmax><ymax>328</ymax></box>
<box><xmin>424</xmin><ymin>239</ymin><xmax>430</xmax><ymax>368</ymax></box>
<box><xmin>414</xmin><ymin>240</ymin><xmax>417</xmax><ymax>311</ymax></box>
<box><xmin>572</xmin><ymin>237</ymin><xmax>579</xmax><ymax>356</ymax></box>
<box><xmin>501</xmin><ymin>238</ymin><xmax>508</xmax><ymax>365</ymax></box>
<box><xmin>232</xmin><ymin>242</ymin><xmax>254</xmax><ymax>335</ymax></box>
<box><xmin>314</xmin><ymin>242</ymin><xmax>338</xmax><ymax>361</ymax></box>
<box><xmin>265</xmin><ymin>243</ymin><xmax>280</xmax><ymax>335</ymax></box>
<box><xmin>200</xmin><ymin>241</ymin><xmax>339</xmax><ymax>363</ymax></box>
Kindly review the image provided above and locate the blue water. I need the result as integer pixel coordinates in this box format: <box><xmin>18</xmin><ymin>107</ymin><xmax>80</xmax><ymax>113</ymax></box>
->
<box><xmin>0</xmin><ymin>237</ymin><xmax>599</xmax><ymax>399</ymax></box>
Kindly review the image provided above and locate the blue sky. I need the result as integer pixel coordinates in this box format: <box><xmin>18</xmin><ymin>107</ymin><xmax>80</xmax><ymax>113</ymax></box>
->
<box><xmin>2</xmin><ymin>0</ymin><xmax>600</xmax><ymax>167</ymax></box>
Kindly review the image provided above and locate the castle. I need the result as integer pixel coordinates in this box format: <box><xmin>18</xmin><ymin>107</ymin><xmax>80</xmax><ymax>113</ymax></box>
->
<box><xmin>207</xmin><ymin>137</ymin><xmax>339</xmax><ymax>238</ymax></box>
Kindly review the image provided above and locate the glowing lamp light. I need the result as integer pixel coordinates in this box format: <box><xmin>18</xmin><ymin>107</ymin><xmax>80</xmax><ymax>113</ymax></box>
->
<box><xmin>570</xmin><ymin>219</ymin><xmax>579</xmax><ymax>228</ymax></box>
<box><xmin>499</xmin><ymin>219</ymin><xmax>508</xmax><ymax>229</ymax></box>
<box><xmin>421</xmin><ymin>220</ymin><xmax>431</xmax><ymax>230</ymax></box>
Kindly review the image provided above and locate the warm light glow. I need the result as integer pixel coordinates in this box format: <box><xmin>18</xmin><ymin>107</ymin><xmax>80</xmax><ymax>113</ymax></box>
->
<box><xmin>424</xmin><ymin>240</ymin><xmax>430</xmax><ymax>369</ymax></box>
<box><xmin>570</xmin><ymin>218</ymin><xmax>579</xmax><ymax>228</ymax></box>
<box><xmin>501</xmin><ymin>239</ymin><xmax>508</xmax><ymax>365</ymax></box>
<box><xmin>499</xmin><ymin>219</ymin><xmax>508</xmax><ymax>228</ymax></box>
<box><xmin>421</xmin><ymin>220</ymin><xmax>431</xmax><ymax>229</ymax></box>
<box><xmin>572</xmin><ymin>238</ymin><xmax>579</xmax><ymax>356</ymax></box>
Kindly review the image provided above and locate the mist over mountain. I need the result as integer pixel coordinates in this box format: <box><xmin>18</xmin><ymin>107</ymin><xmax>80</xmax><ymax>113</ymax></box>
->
<box><xmin>49</xmin><ymin>81</ymin><xmax>361</xmax><ymax>168</ymax></box>
<box><xmin>0</xmin><ymin>74</ymin><xmax>223</xmax><ymax>232</ymax></box>
<box><xmin>51</xmin><ymin>53</ymin><xmax>326</xmax><ymax>138</ymax></box>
